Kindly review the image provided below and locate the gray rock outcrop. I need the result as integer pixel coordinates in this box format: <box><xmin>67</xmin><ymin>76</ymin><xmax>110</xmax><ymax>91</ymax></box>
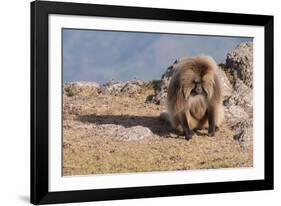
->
<box><xmin>231</xmin><ymin>119</ymin><xmax>253</xmax><ymax>148</ymax></box>
<box><xmin>64</xmin><ymin>81</ymin><xmax>100</xmax><ymax>97</ymax></box>
<box><xmin>226</xmin><ymin>42</ymin><xmax>253</xmax><ymax>88</ymax></box>
<box><xmin>63</xmin><ymin>80</ymin><xmax>146</xmax><ymax>97</ymax></box>
<box><xmin>102</xmin><ymin>80</ymin><xmax>145</xmax><ymax>95</ymax></box>
<box><xmin>223</xmin><ymin>42</ymin><xmax>253</xmax><ymax>147</ymax></box>
<box><xmin>149</xmin><ymin>63</ymin><xmax>175</xmax><ymax>105</ymax></box>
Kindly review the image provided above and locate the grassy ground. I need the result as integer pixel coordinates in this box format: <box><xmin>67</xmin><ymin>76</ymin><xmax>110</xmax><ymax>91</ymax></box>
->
<box><xmin>63</xmin><ymin>84</ymin><xmax>253</xmax><ymax>176</ymax></box>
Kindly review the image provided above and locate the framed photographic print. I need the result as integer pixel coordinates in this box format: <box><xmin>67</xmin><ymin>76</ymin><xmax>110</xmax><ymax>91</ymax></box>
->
<box><xmin>31</xmin><ymin>0</ymin><xmax>274</xmax><ymax>204</ymax></box>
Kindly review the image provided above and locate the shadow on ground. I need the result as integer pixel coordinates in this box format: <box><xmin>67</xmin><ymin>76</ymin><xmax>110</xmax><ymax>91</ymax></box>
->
<box><xmin>78</xmin><ymin>114</ymin><xmax>175</xmax><ymax>137</ymax></box>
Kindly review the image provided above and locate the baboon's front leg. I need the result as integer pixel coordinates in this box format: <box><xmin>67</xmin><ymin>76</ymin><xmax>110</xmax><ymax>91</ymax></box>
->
<box><xmin>207</xmin><ymin>107</ymin><xmax>216</xmax><ymax>136</ymax></box>
<box><xmin>179</xmin><ymin>112</ymin><xmax>194</xmax><ymax>140</ymax></box>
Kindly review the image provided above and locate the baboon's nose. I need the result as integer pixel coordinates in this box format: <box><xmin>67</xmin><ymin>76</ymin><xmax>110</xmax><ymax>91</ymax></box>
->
<box><xmin>195</xmin><ymin>86</ymin><xmax>203</xmax><ymax>94</ymax></box>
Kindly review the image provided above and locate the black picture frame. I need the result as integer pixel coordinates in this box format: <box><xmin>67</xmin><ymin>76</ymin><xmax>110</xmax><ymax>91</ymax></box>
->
<box><xmin>31</xmin><ymin>0</ymin><xmax>274</xmax><ymax>204</ymax></box>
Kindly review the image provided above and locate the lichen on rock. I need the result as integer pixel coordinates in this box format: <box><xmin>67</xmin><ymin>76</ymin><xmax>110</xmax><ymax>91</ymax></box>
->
<box><xmin>226</xmin><ymin>42</ymin><xmax>253</xmax><ymax>88</ymax></box>
<box><xmin>101</xmin><ymin>80</ymin><xmax>145</xmax><ymax>96</ymax></box>
<box><xmin>64</xmin><ymin>81</ymin><xmax>100</xmax><ymax>97</ymax></box>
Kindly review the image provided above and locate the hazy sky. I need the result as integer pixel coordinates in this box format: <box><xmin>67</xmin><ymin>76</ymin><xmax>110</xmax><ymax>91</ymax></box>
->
<box><xmin>63</xmin><ymin>29</ymin><xmax>253</xmax><ymax>84</ymax></box>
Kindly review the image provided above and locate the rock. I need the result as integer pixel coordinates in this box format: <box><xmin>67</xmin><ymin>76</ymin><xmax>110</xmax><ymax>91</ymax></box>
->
<box><xmin>120</xmin><ymin>81</ymin><xmax>144</xmax><ymax>94</ymax></box>
<box><xmin>149</xmin><ymin>63</ymin><xmax>176</xmax><ymax>105</ymax></box>
<box><xmin>231</xmin><ymin>119</ymin><xmax>253</xmax><ymax>148</ymax></box>
<box><xmin>224</xmin><ymin>105</ymin><xmax>249</xmax><ymax>126</ymax></box>
<box><xmin>101</xmin><ymin>81</ymin><xmax>126</xmax><ymax>95</ymax></box>
<box><xmin>102</xmin><ymin>124</ymin><xmax>152</xmax><ymax>141</ymax></box>
<box><xmin>218</xmin><ymin>67</ymin><xmax>234</xmax><ymax>100</ymax></box>
<box><xmin>233</xmin><ymin>80</ymin><xmax>253</xmax><ymax>113</ymax></box>
<box><xmin>223</xmin><ymin>43</ymin><xmax>253</xmax><ymax>148</ymax></box>
<box><xmin>116</xmin><ymin>125</ymin><xmax>152</xmax><ymax>141</ymax></box>
<box><xmin>64</xmin><ymin>120</ymin><xmax>152</xmax><ymax>141</ymax></box>
<box><xmin>223</xmin><ymin>79</ymin><xmax>253</xmax><ymax>115</ymax></box>
<box><xmin>226</xmin><ymin>42</ymin><xmax>253</xmax><ymax>88</ymax></box>
<box><xmin>102</xmin><ymin>80</ymin><xmax>145</xmax><ymax>95</ymax></box>
<box><xmin>64</xmin><ymin>81</ymin><xmax>100</xmax><ymax>97</ymax></box>
<box><xmin>63</xmin><ymin>102</ymin><xmax>82</xmax><ymax>116</ymax></box>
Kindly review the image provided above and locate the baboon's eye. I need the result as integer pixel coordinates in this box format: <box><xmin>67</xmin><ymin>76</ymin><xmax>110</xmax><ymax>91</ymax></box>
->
<box><xmin>191</xmin><ymin>81</ymin><xmax>196</xmax><ymax>88</ymax></box>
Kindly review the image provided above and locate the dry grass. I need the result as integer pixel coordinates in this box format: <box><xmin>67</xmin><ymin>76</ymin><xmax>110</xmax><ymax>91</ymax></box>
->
<box><xmin>63</xmin><ymin>84</ymin><xmax>253</xmax><ymax>176</ymax></box>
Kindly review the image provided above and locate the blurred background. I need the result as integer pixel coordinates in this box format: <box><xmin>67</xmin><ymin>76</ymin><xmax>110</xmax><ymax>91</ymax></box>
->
<box><xmin>63</xmin><ymin>29</ymin><xmax>253</xmax><ymax>84</ymax></box>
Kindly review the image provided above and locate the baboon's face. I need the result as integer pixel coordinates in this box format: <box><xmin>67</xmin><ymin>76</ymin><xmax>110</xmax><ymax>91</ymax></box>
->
<box><xmin>180</xmin><ymin>59</ymin><xmax>215</xmax><ymax>100</ymax></box>
<box><xmin>190</xmin><ymin>79</ymin><xmax>203</xmax><ymax>96</ymax></box>
<box><xmin>190</xmin><ymin>73</ymin><xmax>206</xmax><ymax>97</ymax></box>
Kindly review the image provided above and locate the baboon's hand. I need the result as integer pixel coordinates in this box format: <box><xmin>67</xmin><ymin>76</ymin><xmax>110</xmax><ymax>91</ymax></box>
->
<box><xmin>184</xmin><ymin>130</ymin><xmax>194</xmax><ymax>140</ymax></box>
<box><xmin>208</xmin><ymin>126</ymin><xmax>219</xmax><ymax>137</ymax></box>
<box><xmin>208</xmin><ymin>128</ymin><xmax>215</xmax><ymax>137</ymax></box>
<box><xmin>208</xmin><ymin>126</ymin><xmax>215</xmax><ymax>137</ymax></box>
<box><xmin>208</xmin><ymin>131</ymin><xmax>215</xmax><ymax>137</ymax></box>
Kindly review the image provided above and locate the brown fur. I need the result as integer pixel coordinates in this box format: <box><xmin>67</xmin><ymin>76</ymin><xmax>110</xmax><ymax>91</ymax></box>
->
<box><xmin>165</xmin><ymin>55</ymin><xmax>224</xmax><ymax>139</ymax></box>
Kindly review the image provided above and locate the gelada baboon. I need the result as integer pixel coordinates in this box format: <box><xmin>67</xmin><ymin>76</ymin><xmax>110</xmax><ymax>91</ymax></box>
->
<box><xmin>163</xmin><ymin>55</ymin><xmax>224</xmax><ymax>140</ymax></box>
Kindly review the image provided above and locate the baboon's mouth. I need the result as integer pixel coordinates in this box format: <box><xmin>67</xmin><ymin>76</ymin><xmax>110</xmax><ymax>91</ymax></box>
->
<box><xmin>191</xmin><ymin>90</ymin><xmax>206</xmax><ymax>97</ymax></box>
<box><xmin>191</xmin><ymin>90</ymin><xmax>199</xmax><ymax>96</ymax></box>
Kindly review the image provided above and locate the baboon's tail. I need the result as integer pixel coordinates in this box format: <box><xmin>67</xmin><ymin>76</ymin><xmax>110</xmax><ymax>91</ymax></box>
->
<box><xmin>160</xmin><ymin>112</ymin><xmax>170</xmax><ymax>122</ymax></box>
<box><xmin>160</xmin><ymin>112</ymin><xmax>176</xmax><ymax>127</ymax></box>
<box><xmin>160</xmin><ymin>112</ymin><xmax>180</xmax><ymax>130</ymax></box>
